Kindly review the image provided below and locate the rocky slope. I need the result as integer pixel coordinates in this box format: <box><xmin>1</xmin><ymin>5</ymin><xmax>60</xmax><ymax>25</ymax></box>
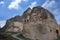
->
<box><xmin>1</xmin><ymin>6</ymin><xmax>60</xmax><ymax>40</ymax></box>
<box><xmin>0</xmin><ymin>32</ymin><xmax>18</xmax><ymax>40</ymax></box>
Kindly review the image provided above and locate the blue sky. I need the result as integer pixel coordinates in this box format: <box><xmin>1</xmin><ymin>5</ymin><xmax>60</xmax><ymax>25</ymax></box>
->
<box><xmin>0</xmin><ymin>0</ymin><xmax>60</xmax><ymax>27</ymax></box>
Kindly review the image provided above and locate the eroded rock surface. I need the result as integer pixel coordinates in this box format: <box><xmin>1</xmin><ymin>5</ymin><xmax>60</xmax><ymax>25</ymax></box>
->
<box><xmin>2</xmin><ymin>6</ymin><xmax>59</xmax><ymax>40</ymax></box>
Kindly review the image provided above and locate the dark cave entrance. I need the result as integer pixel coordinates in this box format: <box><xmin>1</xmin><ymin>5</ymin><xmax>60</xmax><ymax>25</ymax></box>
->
<box><xmin>56</xmin><ymin>30</ymin><xmax>59</xmax><ymax>35</ymax></box>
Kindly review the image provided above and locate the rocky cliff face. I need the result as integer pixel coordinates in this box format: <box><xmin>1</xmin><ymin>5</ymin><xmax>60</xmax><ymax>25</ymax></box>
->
<box><xmin>2</xmin><ymin>15</ymin><xmax>23</xmax><ymax>32</ymax></box>
<box><xmin>2</xmin><ymin>6</ymin><xmax>59</xmax><ymax>40</ymax></box>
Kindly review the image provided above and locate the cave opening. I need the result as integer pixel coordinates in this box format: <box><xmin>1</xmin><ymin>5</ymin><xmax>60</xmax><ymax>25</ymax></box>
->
<box><xmin>56</xmin><ymin>30</ymin><xmax>59</xmax><ymax>35</ymax></box>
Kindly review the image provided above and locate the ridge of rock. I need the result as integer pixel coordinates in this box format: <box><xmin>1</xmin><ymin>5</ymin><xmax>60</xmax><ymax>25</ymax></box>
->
<box><xmin>1</xmin><ymin>6</ymin><xmax>59</xmax><ymax>40</ymax></box>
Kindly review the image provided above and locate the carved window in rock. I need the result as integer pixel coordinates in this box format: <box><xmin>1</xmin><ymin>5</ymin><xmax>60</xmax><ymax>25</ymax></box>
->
<box><xmin>24</xmin><ymin>15</ymin><xmax>31</xmax><ymax>22</ymax></box>
<box><xmin>24</xmin><ymin>19</ymin><xmax>29</xmax><ymax>22</ymax></box>
<box><xmin>25</xmin><ymin>20</ymin><xmax>26</xmax><ymax>22</ymax></box>
<box><xmin>56</xmin><ymin>30</ymin><xmax>59</xmax><ymax>35</ymax></box>
<box><xmin>50</xmin><ymin>30</ymin><xmax>52</xmax><ymax>32</ymax></box>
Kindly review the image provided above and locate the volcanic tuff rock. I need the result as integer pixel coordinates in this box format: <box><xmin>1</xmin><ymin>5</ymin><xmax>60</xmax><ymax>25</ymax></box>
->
<box><xmin>58</xmin><ymin>25</ymin><xmax>60</xmax><ymax>35</ymax></box>
<box><xmin>2</xmin><ymin>6</ymin><xmax>60</xmax><ymax>40</ymax></box>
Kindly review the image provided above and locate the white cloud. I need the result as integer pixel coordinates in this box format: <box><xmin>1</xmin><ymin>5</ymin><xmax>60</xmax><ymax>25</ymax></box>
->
<box><xmin>42</xmin><ymin>0</ymin><xmax>49</xmax><ymax>8</ymax></box>
<box><xmin>29</xmin><ymin>1</ymin><xmax>37</xmax><ymax>9</ymax></box>
<box><xmin>41</xmin><ymin>0</ymin><xmax>60</xmax><ymax>24</ymax></box>
<box><xmin>8</xmin><ymin>0</ymin><xmax>22</xmax><ymax>10</ymax></box>
<box><xmin>53</xmin><ymin>9</ymin><xmax>60</xmax><ymax>24</ymax></box>
<box><xmin>23</xmin><ymin>0</ymin><xmax>28</xmax><ymax>2</ymax></box>
<box><xmin>0</xmin><ymin>1</ymin><xmax>4</xmax><ymax>5</ymax></box>
<box><xmin>53</xmin><ymin>9</ymin><xmax>60</xmax><ymax>16</ymax></box>
<box><xmin>42</xmin><ymin>0</ymin><xmax>56</xmax><ymax>9</ymax></box>
<box><xmin>8</xmin><ymin>0</ymin><xmax>29</xmax><ymax>10</ymax></box>
<box><xmin>0</xmin><ymin>20</ymin><xmax>6</xmax><ymax>28</ymax></box>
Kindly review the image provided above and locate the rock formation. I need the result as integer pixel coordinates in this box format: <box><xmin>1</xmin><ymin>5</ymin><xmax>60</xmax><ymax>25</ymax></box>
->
<box><xmin>2</xmin><ymin>6</ymin><xmax>59</xmax><ymax>40</ymax></box>
<box><xmin>22</xmin><ymin>6</ymin><xmax>59</xmax><ymax>40</ymax></box>
<box><xmin>57</xmin><ymin>25</ymin><xmax>60</xmax><ymax>35</ymax></box>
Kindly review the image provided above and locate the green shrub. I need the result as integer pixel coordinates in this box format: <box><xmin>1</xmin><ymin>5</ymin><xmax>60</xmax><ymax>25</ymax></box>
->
<box><xmin>0</xmin><ymin>32</ymin><xmax>18</xmax><ymax>40</ymax></box>
<box><xmin>16</xmin><ymin>34</ymin><xmax>25</xmax><ymax>39</ymax></box>
<box><xmin>56</xmin><ymin>36</ymin><xmax>60</xmax><ymax>40</ymax></box>
<box><xmin>16</xmin><ymin>34</ymin><xmax>31</xmax><ymax>40</ymax></box>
